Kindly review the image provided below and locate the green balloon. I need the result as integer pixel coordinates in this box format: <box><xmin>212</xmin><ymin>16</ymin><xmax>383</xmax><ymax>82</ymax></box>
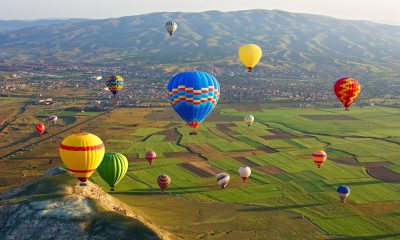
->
<box><xmin>97</xmin><ymin>152</ymin><xmax>128</xmax><ymax>191</ymax></box>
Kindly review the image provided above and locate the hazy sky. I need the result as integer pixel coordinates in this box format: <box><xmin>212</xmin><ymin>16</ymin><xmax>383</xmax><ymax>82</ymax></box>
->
<box><xmin>1</xmin><ymin>0</ymin><xmax>399</xmax><ymax>24</ymax></box>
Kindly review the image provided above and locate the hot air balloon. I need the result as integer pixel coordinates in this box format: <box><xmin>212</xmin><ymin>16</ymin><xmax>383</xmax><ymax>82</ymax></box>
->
<box><xmin>165</xmin><ymin>21</ymin><xmax>177</xmax><ymax>36</ymax></box>
<box><xmin>97</xmin><ymin>152</ymin><xmax>128</xmax><ymax>191</ymax></box>
<box><xmin>145</xmin><ymin>150</ymin><xmax>157</xmax><ymax>165</ymax></box>
<box><xmin>337</xmin><ymin>185</ymin><xmax>350</xmax><ymax>203</ymax></box>
<box><xmin>157</xmin><ymin>175</ymin><xmax>171</xmax><ymax>191</ymax></box>
<box><xmin>167</xmin><ymin>72</ymin><xmax>220</xmax><ymax>135</ymax></box>
<box><xmin>238</xmin><ymin>44</ymin><xmax>262</xmax><ymax>72</ymax></box>
<box><xmin>312</xmin><ymin>150</ymin><xmax>327</xmax><ymax>168</ymax></box>
<box><xmin>59</xmin><ymin>132</ymin><xmax>105</xmax><ymax>186</ymax></box>
<box><xmin>35</xmin><ymin>123</ymin><xmax>45</xmax><ymax>135</ymax></box>
<box><xmin>244</xmin><ymin>115</ymin><xmax>254</xmax><ymax>126</ymax></box>
<box><xmin>106</xmin><ymin>75</ymin><xmax>124</xmax><ymax>96</ymax></box>
<box><xmin>48</xmin><ymin>115</ymin><xmax>58</xmax><ymax>124</ymax></box>
<box><xmin>333</xmin><ymin>78</ymin><xmax>361</xmax><ymax>111</ymax></box>
<box><xmin>216</xmin><ymin>173</ymin><xmax>230</xmax><ymax>189</ymax></box>
<box><xmin>238</xmin><ymin>166</ymin><xmax>251</xmax><ymax>182</ymax></box>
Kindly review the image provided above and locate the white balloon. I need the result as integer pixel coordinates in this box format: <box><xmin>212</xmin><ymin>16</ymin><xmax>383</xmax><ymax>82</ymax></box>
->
<box><xmin>165</xmin><ymin>21</ymin><xmax>178</xmax><ymax>36</ymax></box>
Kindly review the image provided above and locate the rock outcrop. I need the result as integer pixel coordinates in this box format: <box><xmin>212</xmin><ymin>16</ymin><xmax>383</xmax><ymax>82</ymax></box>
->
<box><xmin>0</xmin><ymin>169</ymin><xmax>169</xmax><ymax>240</ymax></box>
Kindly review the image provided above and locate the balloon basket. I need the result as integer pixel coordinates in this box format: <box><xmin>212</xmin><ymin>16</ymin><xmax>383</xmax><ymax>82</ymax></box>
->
<box><xmin>110</xmin><ymin>187</ymin><xmax>115</xmax><ymax>191</ymax></box>
<box><xmin>79</xmin><ymin>182</ymin><xmax>87</xmax><ymax>187</ymax></box>
<box><xmin>345</xmin><ymin>108</ymin><xmax>349</xmax><ymax>111</ymax></box>
<box><xmin>189</xmin><ymin>131</ymin><xmax>198</xmax><ymax>136</ymax></box>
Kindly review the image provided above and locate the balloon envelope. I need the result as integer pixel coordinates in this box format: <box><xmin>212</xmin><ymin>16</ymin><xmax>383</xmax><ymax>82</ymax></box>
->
<box><xmin>48</xmin><ymin>115</ymin><xmax>58</xmax><ymax>124</ymax></box>
<box><xmin>216</xmin><ymin>173</ymin><xmax>230</xmax><ymax>189</ymax></box>
<box><xmin>97</xmin><ymin>152</ymin><xmax>128</xmax><ymax>191</ymax></box>
<box><xmin>106</xmin><ymin>75</ymin><xmax>124</xmax><ymax>96</ymax></box>
<box><xmin>145</xmin><ymin>151</ymin><xmax>157</xmax><ymax>165</ymax></box>
<box><xmin>167</xmin><ymin>72</ymin><xmax>220</xmax><ymax>130</ymax></box>
<box><xmin>35</xmin><ymin>123</ymin><xmax>45</xmax><ymax>135</ymax></box>
<box><xmin>333</xmin><ymin>78</ymin><xmax>361</xmax><ymax>110</ymax></box>
<box><xmin>244</xmin><ymin>115</ymin><xmax>254</xmax><ymax>126</ymax></box>
<box><xmin>337</xmin><ymin>185</ymin><xmax>350</xmax><ymax>202</ymax></box>
<box><xmin>238</xmin><ymin>44</ymin><xmax>262</xmax><ymax>72</ymax></box>
<box><xmin>157</xmin><ymin>175</ymin><xmax>171</xmax><ymax>190</ymax></box>
<box><xmin>312</xmin><ymin>150</ymin><xmax>327</xmax><ymax>168</ymax></box>
<box><xmin>238</xmin><ymin>166</ymin><xmax>251</xmax><ymax>182</ymax></box>
<box><xmin>59</xmin><ymin>133</ymin><xmax>105</xmax><ymax>184</ymax></box>
<box><xmin>165</xmin><ymin>21</ymin><xmax>177</xmax><ymax>36</ymax></box>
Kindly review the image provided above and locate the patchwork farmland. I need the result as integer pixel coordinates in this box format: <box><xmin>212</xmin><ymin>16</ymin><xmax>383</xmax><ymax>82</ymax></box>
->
<box><xmin>1</xmin><ymin>104</ymin><xmax>400</xmax><ymax>239</ymax></box>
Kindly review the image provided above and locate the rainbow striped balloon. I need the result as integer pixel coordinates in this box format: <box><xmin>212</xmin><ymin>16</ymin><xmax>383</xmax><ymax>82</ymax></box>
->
<box><xmin>106</xmin><ymin>75</ymin><xmax>124</xmax><ymax>96</ymax></box>
<box><xmin>157</xmin><ymin>175</ymin><xmax>171</xmax><ymax>191</ymax></box>
<box><xmin>167</xmin><ymin>72</ymin><xmax>220</xmax><ymax>130</ymax></box>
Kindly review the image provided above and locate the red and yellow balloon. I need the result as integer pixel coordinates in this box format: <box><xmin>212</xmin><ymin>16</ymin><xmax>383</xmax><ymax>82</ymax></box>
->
<box><xmin>59</xmin><ymin>132</ymin><xmax>105</xmax><ymax>185</ymax></box>
<box><xmin>333</xmin><ymin>78</ymin><xmax>361</xmax><ymax>111</ymax></box>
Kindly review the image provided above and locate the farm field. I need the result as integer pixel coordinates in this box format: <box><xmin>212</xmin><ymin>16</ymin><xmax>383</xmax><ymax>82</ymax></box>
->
<box><xmin>2</xmin><ymin>105</ymin><xmax>400</xmax><ymax>239</ymax></box>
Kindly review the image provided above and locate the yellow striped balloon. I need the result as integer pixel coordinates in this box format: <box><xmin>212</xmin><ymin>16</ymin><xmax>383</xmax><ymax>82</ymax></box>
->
<box><xmin>59</xmin><ymin>132</ymin><xmax>105</xmax><ymax>185</ymax></box>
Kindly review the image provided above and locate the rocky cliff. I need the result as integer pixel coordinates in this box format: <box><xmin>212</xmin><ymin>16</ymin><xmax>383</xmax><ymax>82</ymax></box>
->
<box><xmin>0</xmin><ymin>168</ymin><xmax>170</xmax><ymax>240</ymax></box>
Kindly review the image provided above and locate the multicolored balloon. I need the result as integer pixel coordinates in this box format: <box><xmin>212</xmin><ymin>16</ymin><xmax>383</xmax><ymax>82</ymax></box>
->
<box><xmin>312</xmin><ymin>150</ymin><xmax>327</xmax><ymax>168</ymax></box>
<box><xmin>35</xmin><ymin>123</ymin><xmax>45</xmax><ymax>135</ymax></box>
<box><xmin>333</xmin><ymin>78</ymin><xmax>361</xmax><ymax>111</ymax></box>
<box><xmin>238</xmin><ymin>44</ymin><xmax>262</xmax><ymax>72</ymax></box>
<box><xmin>157</xmin><ymin>175</ymin><xmax>171</xmax><ymax>191</ymax></box>
<box><xmin>244</xmin><ymin>115</ymin><xmax>254</xmax><ymax>126</ymax></box>
<box><xmin>48</xmin><ymin>115</ymin><xmax>58</xmax><ymax>124</ymax></box>
<box><xmin>216</xmin><ymin>173</ymin><xmax>230</xmax><ymax>189</ymax></box>
<box><xmin>238</xmin><ymin>166</ymin><xmax>251</xmax><ymax>182</ymax></box>
<box><xmin>165</xmin><ymin>21</ymin><xmax>177</xmax><ymax>36</ymax></box>
<box><xmin>97</xmin><ymin>152</ymin><xmax>128</xmax><ymax>191</ymax></box>
<box><xmin>337</xmin><ymin>185</ymin><xmax>350</xmax><ymax>203</ymax></box>
<box><xmin>167</xmin><ymin>72</ymin><xmax>220</xmax><ymax>134</ymax></box>
<box><xmin>106</xmin><ymin>75</ymin><xmax>124</xmax><ymax>96</ymax></box>
<box><xmin>145</xmin><ymin>150</ymin><xmax>157</xmax><ymax>165</ymax></box>
<box><xmin>59</xmin><ymin>133</ymin><xmax>105</xmax><ymax>185</ymax></box>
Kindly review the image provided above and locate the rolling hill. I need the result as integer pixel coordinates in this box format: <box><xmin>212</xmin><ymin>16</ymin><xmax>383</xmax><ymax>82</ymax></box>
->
<box><xmin>1</xmin><ymin>10</ymin><xmax>400</xmax><ymax>76</ymax></box>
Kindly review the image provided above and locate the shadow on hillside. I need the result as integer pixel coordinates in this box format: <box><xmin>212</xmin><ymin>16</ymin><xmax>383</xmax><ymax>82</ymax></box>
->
<box><xmin>238</xmin><ymin>203</ymin><xmax>324</xmax><ymax>212</ymax></box>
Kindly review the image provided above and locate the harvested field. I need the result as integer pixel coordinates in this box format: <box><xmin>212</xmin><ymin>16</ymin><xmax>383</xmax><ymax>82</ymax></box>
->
<box><xmin>301</xmin><ymin>115</ymin><xmax>358</xmax><ymax>121</ymax></box>
<box><xmin>257</xmin><ymin>145</ymin><xmax>278</xmax><ymax>153</ymax></box>
<box><xmin>367</xmin><ymin>166</ymin><xmax>400</xmax><ymax>183</ymax></box>
<box><xmin>185</xmin><ymin>143</ymin><xmax>220</xmax><ymax>154</ymax></box>
<box><xmin>216</xmin><ymin>123</ymin><xmax>240</xmax><ymax>135</ymax></box>
<box><xmin>234</xmin><ymin>157</ymin><xmax>261</xmax><ymax>167</ymax></box>
<box><xmin>161</xmin><ymin>129</ymin><xmax>179</xmax><ymax>142</ymax></box>
<box><xmin>208</xmin><ymin>128</ymin><xmax>237</xmax><ymax>141</ymax></box>
<box><xmin>179</xmin><ymin>162</ymin><xmax>220</xmax><ymax>178</ymax></box>
<box><xmin>329</xmin><ymin>157</ymin><xmax>360</xmax><ymax>166</ymax></box>
<box><xmin>361</xmin><ymin>162</ymin><xmax>394</xmax><ymax>167</ymax></box>
<box><xmin>257</xmin><ymin>165</ymin><xmax>286</xmax><ymax>175</ymax></box>
<box><xmin>205</xmin><ymin>150</ymin><xmax>265</xmax><ymax>159</ymax></box>
<box><xmin>261</xmin><ymin>130</ymin><xmax>307</xmax><ymax>140</ymax></box>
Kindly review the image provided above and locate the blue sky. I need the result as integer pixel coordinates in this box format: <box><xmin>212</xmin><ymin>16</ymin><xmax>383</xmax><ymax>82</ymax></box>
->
<box><xmin>1</xmin><ymin>0</ymin><xmax>399</xmax><ymax>25</ymax></box>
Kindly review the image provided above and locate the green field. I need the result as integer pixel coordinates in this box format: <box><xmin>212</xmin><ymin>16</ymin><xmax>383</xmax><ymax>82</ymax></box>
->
<box><xmin>3</xmin><ymin>105</ymin><xmax>400</xmax><ymax>239</ymax></box>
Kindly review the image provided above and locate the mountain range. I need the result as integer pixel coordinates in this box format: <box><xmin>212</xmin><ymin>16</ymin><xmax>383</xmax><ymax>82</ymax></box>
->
<box><xmin>1</xmin><ymin>10</ymin><xmax>400</xmax><ymax>77</ymax></box>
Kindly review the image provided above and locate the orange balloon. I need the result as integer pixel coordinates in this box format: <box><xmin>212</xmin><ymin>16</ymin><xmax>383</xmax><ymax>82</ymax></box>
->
<box><xmin>35</xmin><ymin>123</ymin><xmax>45</xmax><ymax>135</ymax></box>
<box><xmin>312</xmin><ymin>150</ymin><xmax>327</xmax><ymax>168</ymax></box>
<box><xmin>333</xmin><ymin>78</ymin><xmax>361</xmax><ymax>110</ymax></box>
